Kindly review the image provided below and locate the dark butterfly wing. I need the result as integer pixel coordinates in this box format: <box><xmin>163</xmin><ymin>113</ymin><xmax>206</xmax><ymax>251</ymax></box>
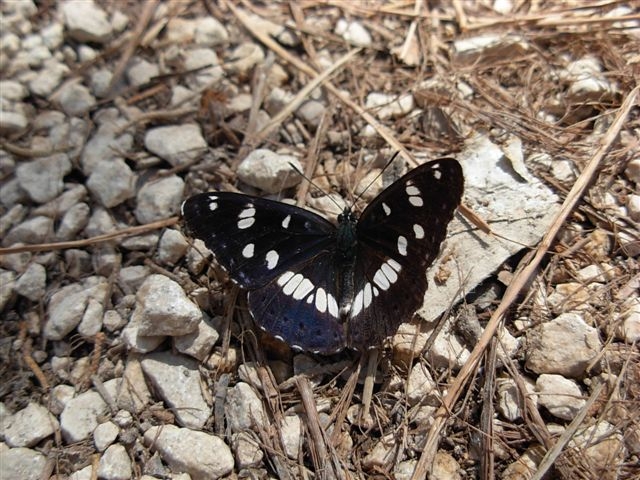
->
<box><xmin>248</xmin><ymin>251</ymin><xmax>345</xmax><ymax>353</ymax></box>
<box><xmin>181</xmin><ymin>192</ymin><xmax>336</xmax><ymax>289</ymax></box>
<box><xmin>347</xmin><ymin>158</ymin><xmax>464</xmax><ymax>349</ymax></box>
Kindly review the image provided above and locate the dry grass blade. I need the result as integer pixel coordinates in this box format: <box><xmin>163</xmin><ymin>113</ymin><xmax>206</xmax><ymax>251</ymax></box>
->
<box><xmin>410</xmin><ymin>85</ymin><xmax>639</xmax><ymax>479</ymax></box>
<box><xmin>0</xmin><ymin>217</ymin><xmax>178</xmax><ymax>255</ymax></box>
<box><xmin>531</xmin><ymin>383</ymin><xmax>605</xmax><ymax>480</ymax></box>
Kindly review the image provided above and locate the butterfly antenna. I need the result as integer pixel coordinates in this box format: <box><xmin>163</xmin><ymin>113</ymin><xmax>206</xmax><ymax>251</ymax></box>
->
<box><xmin>350</xmin><ymin>150</ymin><xmax>402</xmax><ymax>207</ymax></box>
<box><xmin>288</xmin><ymin>162</ymin><xmax>345</xmax><ymax>212</ymax></box>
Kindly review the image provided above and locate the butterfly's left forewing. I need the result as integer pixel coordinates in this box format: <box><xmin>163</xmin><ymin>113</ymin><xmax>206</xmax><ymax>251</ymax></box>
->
<box><xmin>348</xmin><ymin>158</ymin><xmax>464</xmax><ymax>349</ymax></box>
<box><xmin>181</xmin><ymin>192</ymin><xmax>336</xmax><ymax>289</ymax></box>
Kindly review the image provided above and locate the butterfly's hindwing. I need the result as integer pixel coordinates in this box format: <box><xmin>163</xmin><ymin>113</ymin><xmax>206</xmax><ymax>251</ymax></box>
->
<box><xmin>247</xmin><ymin>252</ymin><xmax>345</xmax><ymax>353</ymax></box>
<box><xmin>181</xmin><ymin>192</ymin><xmax>335</xmax><ymax>289</ymax></box>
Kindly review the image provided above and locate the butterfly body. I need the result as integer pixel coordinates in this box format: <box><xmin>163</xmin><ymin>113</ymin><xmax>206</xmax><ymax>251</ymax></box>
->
<box><xmin>182</xmin><ymin>158</ymin><xmax>463</xmax><ymax>354</ymax></box>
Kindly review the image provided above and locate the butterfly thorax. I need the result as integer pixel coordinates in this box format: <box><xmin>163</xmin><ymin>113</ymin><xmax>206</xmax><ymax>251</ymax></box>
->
<box><xmin>335</xmin><ymin>208</ymin><xmax>358</xmax><ymax>317</ymax></box>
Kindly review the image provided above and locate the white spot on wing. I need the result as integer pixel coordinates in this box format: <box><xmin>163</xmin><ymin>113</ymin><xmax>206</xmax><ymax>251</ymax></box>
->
<box><xmin>381</xmin><ymin>262</ymin><xmax>398</xmax><ymax>284</ymax></box>
<box><xmin>282</xmin><ymin>273</ymin><xmax>304</xmax><ymax>296</ymax></box>
<box><xmin>397</xmin><ymin>235</ymin><xmax>408</xmax><ymax>256</ymax></box>
<box><xmin>413</xmin><ymin>224</ymin><xmax>425</xmax><ymax>239</ymax></box>
<box><xmin>351</xmin><ymin>290</ymin><xmax>364</xmax><ymax>317</ymax></box>
<box><xmin>433</xmin><ymin>169</ymin><xmax>442</xmax><ymax>179</ymax></box>
<box><xmin>277</xmin><ymin>271</ymin><xmax>295</xmax><ymax>287</ymax></box>
<box><xmin>209</xmin><ymin>201</ymin><xmax>218</xmax><ymax>211</ymax></box>
<box><xmin>282</xmin><ymin>214</ymin><xmax>291</xmax><ymax>229</ymax></box>
<box><xmin>238</xmin><ymin>207</ymin><xmax>256</xmax><ymax>218</ymax></box>
<box><xmin>406</xmin><ymin>185</ymin><xmax>420</xmax><ymax>196</ymax></box>
<box><xmin>237</xmin><ymin>217</ymin><xmax>255</xmax><ymax>229</ymax></box>
<box><xmin>374</xmin><ymin>268</ymin><xmax>390</xmax><ymax>290</ymax></box>
<box><xmin>388</xmin><ymin>258</ymin><xmax>402</xmax><ymax>272</ymax></box>
<box><xmin>363</xmin><ymin>283</ymin><xmax>373</xmax><ymax>308</ymax></box>
<box><xmin>382</xmin><ymin>202</ymin><xmax>391</xmax><ymax>216</ymax></box>
<box><xmin>265</xmin><ymin>250</ymin><xmax>279</xmax><ymax>270</ymax></box>
<box><xmin>315</xmin><ymin>288</ymin><xmax>327</xmax><ymax>313</ymax></box>
<box><xmin>306</xmin><ymin>294</ymin><xmax>314</xmax><ymax>304</ymax></box>
<box><xmin>327</xmin><ymin>294</ymin><xmax>339</xmax><ymax>318</ymax></box>
<box><xmin>409</xmin><ymin>195</ymin><xmax>423</xmax><ymax>207</ymax></box>
<box><xmin>242</xmin><ymin>243</ymin><xmax>254</xmax><ymax>258</ymax></box>
<box><xmin>292</xmin><ymin>278</ymin><xmax>314</xmax><ymax>300</ymax></box>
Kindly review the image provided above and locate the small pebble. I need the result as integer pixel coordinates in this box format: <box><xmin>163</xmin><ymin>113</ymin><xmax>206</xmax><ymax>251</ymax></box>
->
<box><xmin>16</xmin><ymin>154</ymin><xmax>71</xmax><ymax>203</ymax></box>
<box><xmin>236</xmin><ymin>149</ymin><xmax>303</xmax><ymax>194</ymax></box>
<box><xmin>86</xmin><ymin>159</ymin><xmax>136</xmax><ymax>208</ymax></box>
<box><xmin>57</xmin><ymin>82</ymin><xmax>96</xmax><ymax>116</ymax></box>
<box><xmin>144</xmin><ymin>124</ymin><xmax>207</xmax><ymax>167</ymax></box>
<box><xmin>61</xmin><ymin>0</ymin><xmax>113</xmax><ymax>44</ymax></box>
<box><xmin>335</xmin><ymin>19</ymin><xmax>372</xmax><ymax>47</ymax></box>
<box><xmin>13</xmin><ymin>262</ymin><xmax>46</xmax><ymax>301</ymax></box>
<box><xmin>98</xmin><ymin>444</ymin><xmax>132</xmax><ymax>480</ymax></box>
<box><xmin>134</xmin><ymin>174</ymin><xmax>185</xmax><ymax>224</ymax></box>
<box><xmin>141</xmin><ymin>351</ymin><xmax>210</xmax><ymax>429</ymax></box>
<box><xmin>143</xmin><ymin>425</ymin><xmax>234</xmax><ymax>479</ymax></box>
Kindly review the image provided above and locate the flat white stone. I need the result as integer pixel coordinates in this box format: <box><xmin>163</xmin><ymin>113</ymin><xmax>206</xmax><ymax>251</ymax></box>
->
<box><xmin>417</xmin><ymin>135</ymin><xmax>561</xmax><ymax>325</ymax></box>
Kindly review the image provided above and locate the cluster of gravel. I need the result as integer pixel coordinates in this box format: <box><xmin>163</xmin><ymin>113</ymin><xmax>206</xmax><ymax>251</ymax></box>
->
<box><xmin>1</xmin><ymin>1</ymin><xmax>639</xmax><ymax>479</ymax></box>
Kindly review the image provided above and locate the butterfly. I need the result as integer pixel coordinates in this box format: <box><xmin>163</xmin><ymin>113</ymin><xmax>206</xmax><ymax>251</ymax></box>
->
<box><xmin>181</xmin><ymin>158</ymin><xmax>464</xmax><ymax>354</ymax></box>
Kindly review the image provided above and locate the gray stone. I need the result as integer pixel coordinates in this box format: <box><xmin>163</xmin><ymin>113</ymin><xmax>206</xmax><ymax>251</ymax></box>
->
<box><xmin>232</xmin><ymin>431</ymin><xmax>263</xmax><ymax>468</ymax></box>
<box><xmin>28</xmin><ymin>58</ymin><xmax>69</xmax><ymax>96</ymax></box>
<box><xmin>130</xmin><ymin>274</ymin><xmax>201</xmax><ymax>337</ymax></box>
<box><xmin>237</xmin><ymin>149</ymin><xmax>303</xmax><ymax>194</ymax></box>
<box><xmin>41</xmin><ymin>22</ymin><xmax>64</xmax><ymax>50</ymax></box>
<box><xmin>406</xmin><ymin>362</ymin><xmax>438</xmax><ymax>407</ymax></box>
<box><xmin>33</xmin><ymin>184</ymin><xmax>87</xmax><ymax>218</ymax></box>
<box><xmin>0</xmin><ymin>269</ymin><xmax>16</xmax><ymax>311</ymax></box>
<box><xmin>335</xmin><ymin>19</ymin><xmax>372</xmax><ymax>47</ymax></box>
<box><xmin>57</xmin><ymin>83</ymin><xmax>96</xmax><ymax>116</ymax></box>
<box><xmin>134</xmin><ymin>174</ymin><xmax>184</xmax><ymax>224</ymax></box>
<box><xmin>55</xmin><ymin>202</ymin><xmax>90</xmax><ymax>241</ymax></box>
<box><xmin>226</xmin><ymin>43</ymin><xmax>265</xmax><ymax>75</ymax></box>
<box><xmin>195</xmin><ymin>17</ymin><xmax>229</xmax><ymax>46</ymax></box>
<box><xmin>1</xmin><ymin>402</ymin><xmax>59</xmax><ymax>447</ymax></box>
<box><xmin>0</xmin><ymin>80</ymin><xmax>28</xmax><ymax>100</ymax></box>
<box><xmin>49</xmin><ymin>384</ymin><xmax>75</xmax><ymax>415</ymax></box>
<box><xmin>93</xmin><ymin>421</ymin><xmax>119</xmax><ymax>452</ymax></box>
<box><xmin>80</xmin><ymin>109</ymin><xmax>133</xmax><ymax>174</ymax></box>
<box><xmin>144</xmin><ymin>425</ymin><xmax>234</xmax><ymax>479</ymax></box>
<box><xmin>174</xmin><ymin>315</ymin><xmax>220</xmax><ymax>361</ymax></box>
<box><xmin>226</xmin><ymin>382</ymin><xmax>267</xmax><ymax>432</ymax></box>
<box><xmin>364</xmin><ymin>92</ymin><xmax>415</xmax><ymax>120</ymax></box>
<box><xmin>144</xmin><ymin>124</ymin><xmax>207</xmax><ymax>167</ymax></box>
<box><xmin>157</xmin><ymin>229</ymin><xmax>189</xmax><ymax>265</ymax></box>
<box><xmin>16</xmin><ymin>154</ymin><xmax>71</xmax><ymax>203</ymax></box>
<box><xmin>0</xmin><ymin>110</ymin><xmax>28</xmax><ymax>134</ymax></box>
<box><xmin>141</xmin><ymin>351</ymin><xmax>211</xmax><ymax>429</ymax></box>
<box><xmin>3</xmin><ymin>216</ymin><xmax>54</xmax><ymax>246</ymax></box>
<box><xmin>13</xmin><ymin>262</ymin><xmax>46</xmax><ymax>301</ymax></box>
<box><xmin>0</xmin><ymin>447</ymin><xmax>47</xmax><ymax>480</ymax></box>
<box><xmin>77</xmin><ymin>298</ymin><xmax>104</xmax><ymax>337</ymax></box>
<box><xmin>525</xmin><ymin>312</ymin><xmax>602</xmax><ymax>378</ymax></box>
<box><xmin>280</xmin><ymin>414</ymin><xmax>302</xmax><ymax>459</ymax></box>
<box><xmin>536</xmin><ymin>374</ymin><xmax>585</xmax><ymax>421</ymax></box>
<box><xmin>61</xmin><ymin>0</ymin><xmax>113</xmax><ymax>44</ymax></box>
<box><xmin>97</xmin><ymin>444</ymin><xmax>131</xmax><ymax>480</ymax></box>
<box><xmin>60</xmin><ymin>390</ymin><xmax>108</xmax><ymax>443</ymax></box>
<box><xmin>126</xmin><ymin>57</ymin><xmax>160</xmax><ymax>87</ymax></box>
<box><xmin>183</xmin><ymin>48</ymin><xmax>224</xmax><ymax>88</ymax></box>
<box><xmin>44</xmin><ymin>276</ymin><xmax>109</xmax><ymax>340</ymax></box>
<box><xmin>86</xmin><ymin>158</ymin><xmax>136</xmax><ymax>209</ymax></box>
